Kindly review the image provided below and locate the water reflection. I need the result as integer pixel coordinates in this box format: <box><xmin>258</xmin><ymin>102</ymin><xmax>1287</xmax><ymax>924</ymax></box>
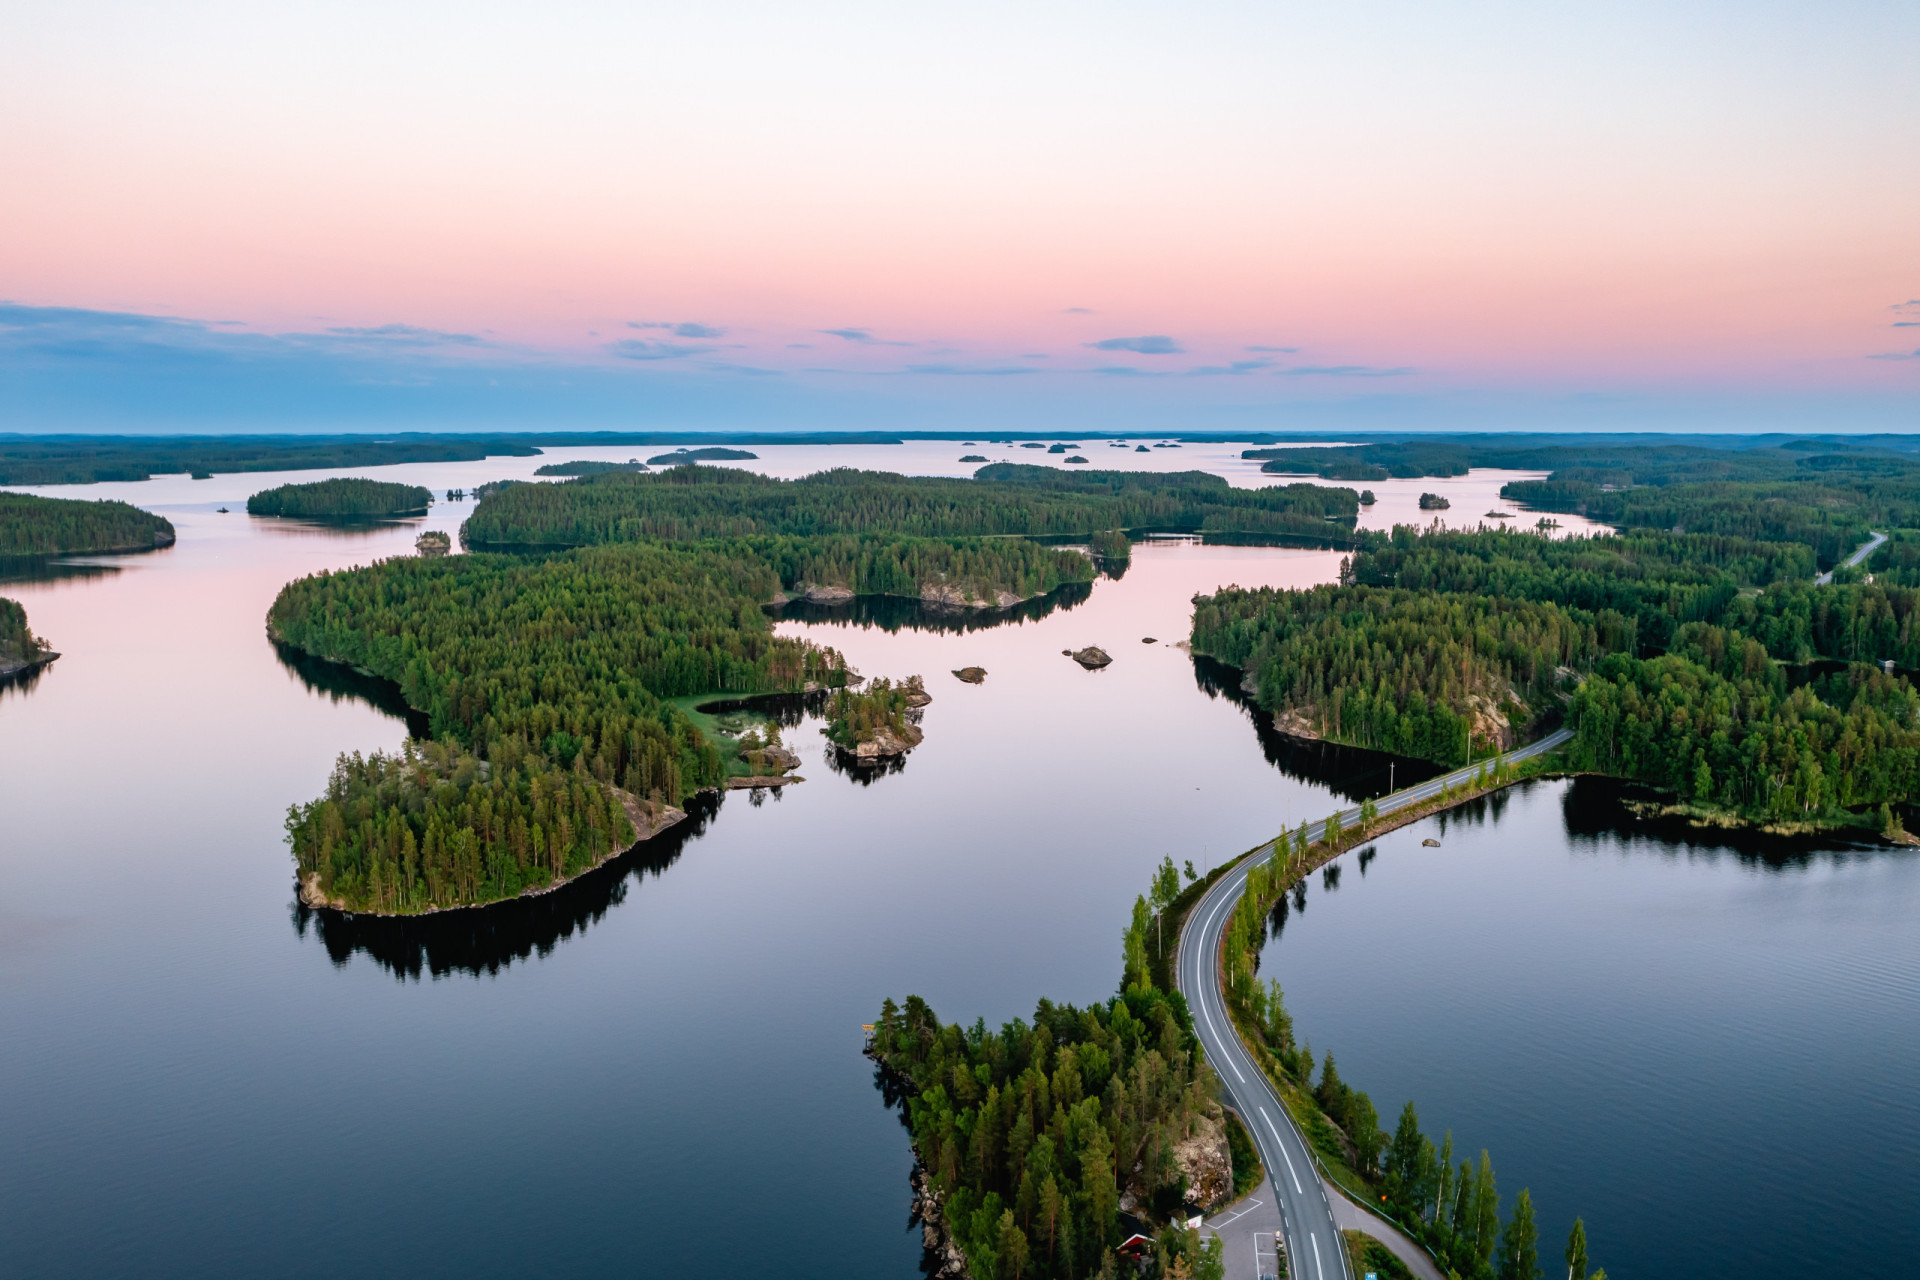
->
<box><xmin>1190</xmin><ymin>652</ymin><xmax>1445</xmax><ymax>802</ymax></box>
<box><xmin>0</xmin><ymin>660</ymin><xmax>53</xmax><ymax>702</ymax></box>
<box><xmin>274</xmin><ymin>641</ymin><xmax>430</xmax><ymax>736</ymax></box>
<box><xmin>823</xmin><ymin>741</ymin><xmax>909</xmax><ymax>785</ymax></box>
<box><xmin>291</xmin><ymin>792</ymin><xmax>720</xmax><ymax>979</ymax></box>
<box><xmin>251</xmin><ymin>515</ymin><xmax>426</xmax><ymax>539</ymax></box>
<box><xmin>772</xmin><ymin>580</ymin><xmax>1092</xmax><ymax>634</ymax></box>
<box><xmin>0</xmin><ymin>555</ymin><xmax>128</xmax><ymax>586</ymax></box>
<box><xmin>1561</xmin><ymin>774</ymin><xmax>1888</xmax><ymax>868</ymax></box>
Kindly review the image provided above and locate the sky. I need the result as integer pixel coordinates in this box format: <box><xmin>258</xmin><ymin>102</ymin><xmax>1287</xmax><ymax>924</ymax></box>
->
<box><xmin>1</xmin><ymin>0</ymin><xmax>1916</xmax><ymax>434</ymax></box>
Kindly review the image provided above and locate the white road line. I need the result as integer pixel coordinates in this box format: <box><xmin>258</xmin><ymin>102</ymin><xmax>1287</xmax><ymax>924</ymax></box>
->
<box><xmin>1196</xmin><ymin>896</ymin><xmax>1246</xmax><ymax>1082</ymax></box>
<box><xmin>1310</xmin><ymin>1230</ymin><xmax>1323</xmax><ymax>1280</ymax></box>
<box><xmin>1258</xmin><ymin>1106</ymin><xmax>1304</xmax><ymax>1194</ymax></box>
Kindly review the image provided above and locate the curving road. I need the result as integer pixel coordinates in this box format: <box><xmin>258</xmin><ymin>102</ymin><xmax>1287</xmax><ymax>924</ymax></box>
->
<box><xmin>1814</xmin><ymin>531</ymin><xmax>1886</xmax><ymax>585</ymax></box>
<box><xmin>1176</xmin><ymin>727</ymin><xmax>1574</xmax><ymax>1280</ymax></box>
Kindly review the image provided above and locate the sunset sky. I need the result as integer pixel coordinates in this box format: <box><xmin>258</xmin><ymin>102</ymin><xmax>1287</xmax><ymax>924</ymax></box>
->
<box><xmin>2</xmin><ymin>0</ymin><xmax>1916</xmax><ymax>432</ymax></box>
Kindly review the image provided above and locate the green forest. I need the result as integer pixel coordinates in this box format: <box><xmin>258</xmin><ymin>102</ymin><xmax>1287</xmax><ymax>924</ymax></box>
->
<box><xmin>287</xmin><ymin>738</ymin><xmax>637</xmax><ymax>913</ymax></box>
<box><xmin>826</xmin><ymin>677</ymin><xmax>923</xmax><ymax>750</ymax></box>
<box><xmin>1194</xmin><ymin>520</ymin><xmax>1920</xmax><ymax>828</ymax></box>
<box><xmin>270</xmin><ymin>540</ymin><xmax>859</xmax><ymax>911</ymax></box>
<box><xmin>268</xmin><ymin>465</ymin><xmax>1147</xmax><ymax>911</ymax></box>
<box><xmin>766</xmin><ymin>534</ymin><xmax>1094</xmax><ymax>603</ymax></box>
<box><xmin>0</xmin><ymin>432</ymin><xmax>543</xmax><ymax>485</ymax></box>
<box><xmin>1193</xmin><ymin>584</ymin><xmax>1592</xmax><ymax>763</ymax></box>
<box><xmin>246</xmin><ymin>477</ymin><xmax>434</xmax><ymax>517</ymax></box>
<box><xmin>533</xmin><ymin>459</ymin><xmax>651</xmax><ymax>476</ymax></box>
<box><xmin>458</xmin><ymin>464</ymin><xmax>1358</xmax><ymax>549</ymax></box>
<box><xmin>0</xmin><ymin>491</ymin><xmax>176</xmax><ymax>555</ymax></box>
<box><xmin>1</xmin><ymin>596</ymin><xmax>53</xmax><ymax>671</ymax></box>
<box><xmin>870</xmin><ymin>983</ymin><xmax>1224</xmax><ymax>1280</ymax></box>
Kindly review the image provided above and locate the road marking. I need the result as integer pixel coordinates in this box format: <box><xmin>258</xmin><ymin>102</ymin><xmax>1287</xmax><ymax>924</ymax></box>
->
<box><xmin>1259</xmin><ymin>1107</ymin><xmax>1304</xmax><ymax>1194</ymax></box>
<box><xmin>1311</xmin><ymin>1230</ymin><xmax>1323</xmax><ymax>1280</ymax></box>
<box><xmin>1196</xmin><ymin>896</ymin><xmax>1245</xmax><ymax>1082</ymax></box>
<box><xmin>1208</xmin><ymin>1198</ymin><xmax>1261</xmax><ymax>1227</ymax></box>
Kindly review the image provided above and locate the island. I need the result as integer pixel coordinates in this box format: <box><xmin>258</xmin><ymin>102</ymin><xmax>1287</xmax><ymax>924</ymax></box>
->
<box><xmin>0</xmin><ymin>597</ymin><xmax>57</xmax><ymax>679</ymax></box>
<box><xmin>246</xmin><ymin>477</ymin><xmax>433</xmax><ymax>518</ymax></box>
<box><xmin>1418</xmin><ymin>492</ymin><xmax>1451</xmax><ymax>510</ymax></box>
<box><xmin>535</xmin><ymin>459</ymin><xmax>651</xmax><ymax>476</ymax></box>
<box><xmin>646</xmin><ymin>447</ymin><xmax>760</xmax><ymax>464</ymax></box>
<box><xmin>415</xmin><ymin>530</ymin><xmax>451</xmax><ymax>557</ymax></box>
<box><xmin>958</xmin><ymin>454</ymin><xmax>988</xmax><ymax>463</ymax></box>
<box><xmin>0</xmin><ymin>492</ymin><xmax>176</xmax><ymax>555</ymax></box>
<box><xmin>951</xmin><ymin>666</ymin><xmax>986</xmax><ymax>684</ymax></box>
<box><xmin>825</xmin><ymin>676</ymin><xmax>926</xmax><ymax>761</ymax></box>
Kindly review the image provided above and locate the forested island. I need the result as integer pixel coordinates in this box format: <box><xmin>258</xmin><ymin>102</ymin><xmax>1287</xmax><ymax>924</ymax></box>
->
<box><xmin>246</xmin><ymin>478</ymin><xmax>433</xmax><ymax>518</ymax></box>
<box><xmin>533</xmin><ymin>459</ymin><xmax>650</xmax><ymax>476</ymax></box>
<box><xmin>1193</xmin><ymin>524</ymin><xmax>1920</xmax><ymax>831</ymax></box>
<box><xmin>826</xmin><ymin>677</ymin><xmax>926</xmax><ymax>759</ymax></box>
<box><xmin>1</xmin><ymin>597</ymin><xmax>56</xmax><ymax>678</ymax></box>
<box><xmin>272</xmin><ymin>543</ymin><xmax>858</xmax><ymax>911</ymax></box>
<box><xmin>648</xmin><ymin>447</ymin><xmax>759</xmax><ymax>464</ymax></box>
<box><xmin>458</xmin><ymin>463</ymin><xmax>1358</xmax><ymax>550</ymax></box>
<box><xmin>0</xmin><ymin>492</ymin><xmax>175</xmax><ymax>555</ymax></box>
<box><xmin>272</xmin><ymin>463</ymin><xmax>1364</xmax><ymax>911</ymax></box>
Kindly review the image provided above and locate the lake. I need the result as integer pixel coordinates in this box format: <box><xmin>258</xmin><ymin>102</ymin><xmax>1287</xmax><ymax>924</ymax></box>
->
<box><xmin>0</xmin><ymin>447</ymin><xmax>1909</xmax><ymax>1278</ymax></box>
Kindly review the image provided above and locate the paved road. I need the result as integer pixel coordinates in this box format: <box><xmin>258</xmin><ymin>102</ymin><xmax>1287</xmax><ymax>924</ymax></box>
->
<box><xmin>1815</xmin><ymin>530</ymin><xmax>1886</xmax><ymax>585</ymax></box>
<box><xmin>1176</xmin><ymin>727</ymin><xmax>1573</xmax><ymax>1280</ymax></box>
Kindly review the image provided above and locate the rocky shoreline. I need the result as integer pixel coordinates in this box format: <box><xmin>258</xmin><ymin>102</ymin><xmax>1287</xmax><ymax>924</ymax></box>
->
<box><xmin>0</xmin><ymin>650</ymin><xmax>59</xmax><ymax>681</ymax></box>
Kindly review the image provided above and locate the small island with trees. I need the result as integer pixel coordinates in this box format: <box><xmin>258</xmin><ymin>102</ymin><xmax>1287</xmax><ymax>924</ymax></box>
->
<box><xmin>534</xmin><ymin>459</ymin><xmax>651</xmax><ymax>476</ymax></box>
<box><xmin>826</xmin><ymin>676</ymin><xmax>927</xmax><ymax>761</ymax></box>
<box><xmin>247</xmin><ymin>477</ymin><xmax>433</xmax><ymax>518</ymax></box>
<box><xmin>647</xmin><ymin>447</ymin><xmax>759</xmax><ymax>464</ymax></box>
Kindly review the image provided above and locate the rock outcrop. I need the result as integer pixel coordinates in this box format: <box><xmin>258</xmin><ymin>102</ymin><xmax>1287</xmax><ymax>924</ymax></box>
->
<box><xmin>847</xmin><ymin>722</ymin><xmax>924</xmax><ymax>760</ymax></box>
<box><xmin>1066</xmin><ymin>646</ymin><xmax>1112</xmax><ymax>669</ymax></box>
<box><xmin>911</xmin><ymin>1168</ymin><xmax>970</xmax><ymax>1279</ymax></box>
<box><xmin>952</xmin><ymin>667</ymin><xmax>987</xmax><ymax>684</ymax></box>
<box><xmin>1171</xmin><ymin>1109</ymin><xmax>1234</xmax><ymax>1212</ymax></box>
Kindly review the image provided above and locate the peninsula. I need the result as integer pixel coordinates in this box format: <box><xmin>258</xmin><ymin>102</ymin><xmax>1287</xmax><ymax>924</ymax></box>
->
<box><xmin>0</xmin><ymin>597</ymin><xmax>57</xmax><ymax>678</ymax></box>
<box><xmin>0</xmin><ymin>492</ymin><xmax>175</xmax><ymax>556</ymax></box>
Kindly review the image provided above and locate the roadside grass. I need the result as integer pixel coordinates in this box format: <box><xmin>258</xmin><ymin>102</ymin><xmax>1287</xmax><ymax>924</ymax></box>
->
<box><xmin>1343</xmin><ymin>1230</ymin><xmax>1414</xmax><ymax>1280</ymax></box>
<box><xmin>1224</xmin><ymin>1108</ymin><xmax>1263</xmax><ymax>1202</ymax></box>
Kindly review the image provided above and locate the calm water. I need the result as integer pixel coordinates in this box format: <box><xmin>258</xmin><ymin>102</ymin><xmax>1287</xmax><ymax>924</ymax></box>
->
<box><xmin>0</xmin><ymin>448</ymin><xmax>1904</xmax><ymax>1277</ymax></box>
<box><xmin>1261</xmin><ymin>781</ymin><xmax>1920</xmax><ymax>1279</ymax></box>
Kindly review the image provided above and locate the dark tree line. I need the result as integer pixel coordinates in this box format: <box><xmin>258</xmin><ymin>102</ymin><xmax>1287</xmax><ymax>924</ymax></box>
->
<box><xmin>246</xmin><ymin>477</ymin><xmax>433</xmax><ymax>517</ymax></box>
<box><xmin>0</xmin><ymin>492</ymin><xmax>175</xmax><ymax>555</ymax></box>
<box><xmin>1193</xmin><ymin>520</ymin><xmax>1920</xmax><ymax>826</ymax></box>
<box><xmin>459</xmin><ymin>463</ymin><xmax>1359</xmax><ymax>549</ymax></box>
<box><xmin>1192</xmin><ymin>583</ymin><xmax>1591</xmax><ymax>763</ymax></box>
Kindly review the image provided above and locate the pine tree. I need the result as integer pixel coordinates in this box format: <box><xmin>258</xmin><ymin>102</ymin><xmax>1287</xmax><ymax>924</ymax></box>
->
<box><xmin>1565</xmin><ymin>1218</ymin><xmax>1588</xmax><ymax>1280</ymax></box>
<box><xmin>1497</xmin><ymin>1188</ymin><xmax>1539</xmax><ymax>1280</ymax></box>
